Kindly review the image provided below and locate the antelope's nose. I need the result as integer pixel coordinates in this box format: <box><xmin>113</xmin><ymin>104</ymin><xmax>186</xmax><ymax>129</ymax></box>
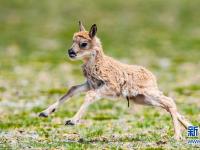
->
<box><xmin>68</xmin><ymin>48</ymin><xmax>76</xmax><ymax>58</ymax></box>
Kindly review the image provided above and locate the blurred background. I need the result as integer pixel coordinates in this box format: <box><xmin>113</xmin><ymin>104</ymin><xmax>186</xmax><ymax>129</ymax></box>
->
<box><xmin>0</xmin><ymin>0</ymin><xmax>199</xmax><ymax>149</ymax></box>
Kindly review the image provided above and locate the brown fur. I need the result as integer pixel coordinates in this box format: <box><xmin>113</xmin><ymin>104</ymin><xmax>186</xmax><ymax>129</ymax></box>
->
<box><xmin>39</xmin><ymin>22</ymin><xmax>192</xmax><ymax>140</ymax></box>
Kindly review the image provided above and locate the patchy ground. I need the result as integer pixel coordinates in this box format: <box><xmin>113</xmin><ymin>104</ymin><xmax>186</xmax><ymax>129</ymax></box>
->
<box><xmin>0</xmin><ymin>0</ymin><xmax>200</xmax><ymax>149</ymax></box>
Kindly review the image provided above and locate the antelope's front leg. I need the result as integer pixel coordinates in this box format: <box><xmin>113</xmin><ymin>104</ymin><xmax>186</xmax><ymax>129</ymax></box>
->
<box><xmin>65</xmin><ymin>90</ymin><xmax>99</xmax><ymax>125</ymax></box>
<box><xmin>39</xmin><ymin>82</ymin><xmax>89</xmax><ymax>117</ymax></box>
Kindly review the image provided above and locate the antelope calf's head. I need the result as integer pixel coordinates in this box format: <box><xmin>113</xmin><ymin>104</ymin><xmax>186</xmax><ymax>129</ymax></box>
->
<box><xmin>68</xmin><ymin>21</ymin><xmax>100</xmax><ymax>60</ymax></box>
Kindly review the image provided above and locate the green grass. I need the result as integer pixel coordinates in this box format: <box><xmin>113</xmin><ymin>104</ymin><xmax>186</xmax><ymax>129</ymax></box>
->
<box><xmin>0</xmin><ymin>0</ymin><xmax>200</xmax><ymax>149</ymax></box>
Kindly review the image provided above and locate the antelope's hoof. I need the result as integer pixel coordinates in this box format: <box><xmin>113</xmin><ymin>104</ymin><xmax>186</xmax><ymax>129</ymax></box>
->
<box><xmin>39</xmin><ymin>112</ymin><xmax>48</xmax><ymax>118</ymax></box>
<box><xmin>174</xmin><ymin>135</ymin><xmax>183</xmax><ymax>141</ymax></box>
<box><xmin>65</xmin><ymin>120</ymin><xmax>75</xmax><ymax>126</ymax></box>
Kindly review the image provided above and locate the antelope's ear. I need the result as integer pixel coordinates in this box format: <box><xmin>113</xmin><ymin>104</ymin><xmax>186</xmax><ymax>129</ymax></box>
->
<box><xmin>89</xmin><ymin>24</ymin><xmax>97</xmax><ymax>38</ymax></box>
<box><xmin>79</xmin><ymin>21</ymin><xmax>85</xmax><ymax>31</ymax></box>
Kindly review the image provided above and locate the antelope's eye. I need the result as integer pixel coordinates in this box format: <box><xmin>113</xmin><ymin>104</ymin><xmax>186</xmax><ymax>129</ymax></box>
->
<box><xmin>80</xmin><ymin>42</ymin><xmax>87</xmax><ymax>48</ymax></box>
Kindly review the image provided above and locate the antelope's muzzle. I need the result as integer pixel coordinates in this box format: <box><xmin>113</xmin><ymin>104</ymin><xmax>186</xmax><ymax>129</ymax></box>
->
<box><xmin>68</xmin><ymin>48</ymin><xmax>77</xmax><ymax>58</ymax></box>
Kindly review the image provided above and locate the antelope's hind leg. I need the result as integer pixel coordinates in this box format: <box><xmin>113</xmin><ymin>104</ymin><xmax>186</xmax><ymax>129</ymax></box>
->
<box><xmin>143</xmin><ymin>91</ymin><xmax>184</xmax><ymax>140</ymax></box>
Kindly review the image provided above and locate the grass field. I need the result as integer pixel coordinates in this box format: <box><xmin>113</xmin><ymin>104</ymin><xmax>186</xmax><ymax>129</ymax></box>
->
<box><xmin>0</xmin><ymin>0</ymin><xmax>200</xmax><ymax>149</ymax></box>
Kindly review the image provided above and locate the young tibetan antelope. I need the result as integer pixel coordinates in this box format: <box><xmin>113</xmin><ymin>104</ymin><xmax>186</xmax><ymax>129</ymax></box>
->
<box><xmin>39</xmin><ymin>21</ymin><xmax>192</xmax><ymax>140</ymax></box>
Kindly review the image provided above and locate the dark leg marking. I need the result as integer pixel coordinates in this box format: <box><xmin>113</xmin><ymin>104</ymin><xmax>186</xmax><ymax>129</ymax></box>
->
<box><xmin>39</xmin><ymin>112</ymin><xmax>48</xmax><ymax>118</ymax></box>
<box><xmin>51</xmin><ymin>108</ymin><xmax>56</xmax><ymax>113</ymax></box>
<box><xmin>65</xmin><ymin>120</ymin><xmax>75</xmax><ymax>126</ymax></box>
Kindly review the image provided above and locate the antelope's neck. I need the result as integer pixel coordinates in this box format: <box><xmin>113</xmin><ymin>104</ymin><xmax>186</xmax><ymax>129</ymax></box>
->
<box><xmin>82</xmin><ymin>49</ymin><xmax>105</xmax><ymax>89</ymax></box>
<box><xmin>83</xmin><ymin>49</ymin><xmax>104</xmax><ymax>68</ymax></box>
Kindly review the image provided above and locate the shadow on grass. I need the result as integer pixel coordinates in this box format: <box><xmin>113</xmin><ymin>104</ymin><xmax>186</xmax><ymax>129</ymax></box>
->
<box><xmin>62</xmin><ymin>134</ymin><xmax>167</xmax><ymax>146</ymax></box>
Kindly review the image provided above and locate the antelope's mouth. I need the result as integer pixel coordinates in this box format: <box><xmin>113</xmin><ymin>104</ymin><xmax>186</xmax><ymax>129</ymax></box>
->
<box><xmin>68</xmin><ymin>50</ymin><xmax>77</xmax><ymax>58</ymax></box>
<box><xmin>69</xmin><ymin>53</ymin><xmax>77</xmax><ymax>58</ymax></box>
